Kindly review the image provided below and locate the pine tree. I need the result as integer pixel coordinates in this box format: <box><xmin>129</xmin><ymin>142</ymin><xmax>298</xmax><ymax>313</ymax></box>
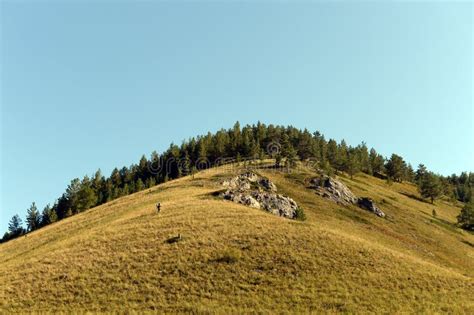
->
<box><xmin>167</xmin><ymin>143</ymin><xmax>182</xmax><ymax>178</ymax></box>
<box><xmin>197</xmin><ymin>139</ymin><xmax>207</xmax><ymax>160</ymax></box>
<box><xmin>180</xmin><ymin>152</ymin><xmax>191</xmax><ymax>176</ymax></box>
<box><xmin>214</xmin><ymin>131</ymin><xmax>228</xmax><ymax>158</ymax></box>
<box><xmin>8</xmin><ymin>214</ymin><xmax>25</xmax><ymax>237</ymax></box>
<box><xmin>297</xmin><ymin>129</ymin><xmax>313</xmax><ymax>160</ymax></box>
<box><xmin>258</xmin><ymin>148</ymin><xmax>265</xmax><ymax>161</ymax></box>
<box><xmin>55</xmin><ymin>194</ymin><xmax>70</xmax><ymax>220</ymax></box>
<box><xmin>326</xmin><ymin>139</ymin><xmax>338</xmax><ymax>169</ymax></box>
<box><xmin>138</xmin><ymin>155</ymin><xmax>149</xmax><ymax>181</ymax></box>
<box><xmin>123</xmin><ymin>184</ymin><xmax>130</xmax><ymax>195</ymax></box>
<box><xmin>26</xmin><ymin>202</ymin><xmax>41</xmax><ymax>232</ymax></box>
<box><xmin>76</xmin><ymin>178</ymin><xmax>97</xmax><ymax>213</ymax></box>
<box><xmin>104</xmin><ymin>180</ymin><xmax>114</xmax><ymax>202</ymax></box>
<box><xmin>40</xmin><ymin>204</ymin><xmax>52</xmax><ymax>226</ymax></box>
<box><xmin>120</xmin><ymin>167</ymin><xmax>133</xmax><ymax>188</ymax></box>
<box><xmin>415</xmin><ymin>164</ymin><xmax>428</xmax><ymax>183</ymax></box>
<box><xmin>65</xmin><ymin>178</ymin><xmax>81</xmax><ymax>213</ymax></box>
<box><xmin>369</xmin><ymin>148</ymin><xmax>385</xmax><ymax>175</ymax></box>
<box><xmin>385</xmin><ymin>154</ymin><xmax>406</xmax><ymax>182</ymax></box>
<box><xmin>146</xmin><ymin>177</ymin><xmax>156</xmax><ymax>188</ymax></box>
<box><xmin>419</xmin><ymin>172</ymin><xmax>442</xmax><ymax>204</ymax></box>
<box><xmin>241</xmin><ymin>129</ymin><xmax>251</xmax><ymax>157</ymax></box>
<box><xmin>310</xmin><ymin>132</ymin><xmax>321</xmax><ymax>161</ymax></box>
<box><xmin>357</xmin><ymin>142</ymin><xmax>370</xmax><ymax>174</ymax></box>
<box><xmin>256</xmin><ymin>121</ymin><xmax>267</xmax><ymax>147</ymax></box>
<box><xmin>231</xmin><ymin>121</ymin><xmax>241</xmax><ymax>155</ymax></box>
<box><xmin>249</xmin><ymin>139</ymin><xmax>260</xmax><ymax>162</ymax></box>
<box><xmin>285</xmin><ymin>145</ymin><xmax>298</xmax><ymax>169</ymax></box>
<box><xmin>110</xmin><ymin>168</ymin><xmax>122</xmax><ymax>188</ymax></box>
<box><xmin>336</xmin><ymin>140</ymin><xmax>349</xmax><ymax>172</ymax></box>
<box><xmin>236</xmin><ymin>152</ymin><xmax>242</xmax><ymax>164</ymax></box>
<box><xmin>149</xmin><ymin>150</ymin><xmax>161</xmax><ymax>179</ymax></box>
<box><xmin>191</xmin><ymin>166</ymin><xmax>197</xmax><ymax>179</ymax></box>
<box><xmin>91</xmin><ymin>169</ymin><xmax>105</xmax><ymax>204</ymax></box>
<box><xmin>40</xmin><ymin>206</ymin><xmax>49</xmax><ymax>226</ymax></box>
<box><xmin>275</xmin><ymin>153</ymin><xmax>282</xmax><ymax>168</ymax></box>
<box><xmin>49</xmin><ymin>207</ymin><xmax>58</xmax><ymax>223</ymax></box>
<box><xmin>136</xmin><ymin>178</ymin><xmax>145</xmax><ymax>191</ymax></box>
<box><xmin>457</xmin><ymin>202</ymin><xmax>474</xmax><ymax>231</ymax></box>
<box><xmin>347</xmin><ymin>148</ymin><xmax>360</xmax><ymax>179</ymax></box>
<box><xmin>320</xmin><ymin>160</ymin><xmax>333</xmax><ymax>176</ymax></box>
<box><xmin>317</xmin><ymin>134</ymin><xmax>327</xmax><ymax>164</ymax></box>
<box><xmin>280</xmin><ymin>133</ymin><xmax>297</xmax><ymax>168</ymax></box>
<box><xmin>405</xmin><ymin>163</ymin><xmax>415</xmax><ymax>182</ymax></box>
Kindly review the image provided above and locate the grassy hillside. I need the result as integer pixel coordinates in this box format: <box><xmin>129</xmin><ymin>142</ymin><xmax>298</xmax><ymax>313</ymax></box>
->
<box><xmin>1</xmin><ymin>163</ymin><xmax>473</xmax><ymax>313</ymax></box>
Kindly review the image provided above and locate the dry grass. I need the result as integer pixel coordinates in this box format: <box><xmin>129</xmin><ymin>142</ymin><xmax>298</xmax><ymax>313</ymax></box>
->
<box><xmin>1</xmin><ymin>163</ymin><xmax>473</xmax><ymax>313</ymax></box>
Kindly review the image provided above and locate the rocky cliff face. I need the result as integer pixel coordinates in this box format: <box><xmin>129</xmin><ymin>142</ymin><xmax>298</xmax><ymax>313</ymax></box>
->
<box><xmin>309</xmin><ymin>175</ymin><xmax>385</xmax><ymax>218</ymax></box>
<box><xmin>221</xmin><ymin>172</ymin><xmax>299</xmax><ymax>219</ymax></box>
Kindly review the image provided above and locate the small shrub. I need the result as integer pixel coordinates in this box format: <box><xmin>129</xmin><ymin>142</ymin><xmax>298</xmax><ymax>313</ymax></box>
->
<box><xmin>215</xmin><ymin>249</ymin><xmax>241</xmax><ymax>264</ymax></box>
<box><xmin>166</xmin><ymin>234</ymin><xmax>183</xmax><ymax>244</ymax></box>
<box><xmin>294</xmin><ymin>207</ymin><xmax>306</xmax><ymax>221</ymax></box>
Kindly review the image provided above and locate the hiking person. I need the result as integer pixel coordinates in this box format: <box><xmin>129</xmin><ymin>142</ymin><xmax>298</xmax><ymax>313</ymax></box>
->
<box><xmin>156</xmin><ymin>202</ymin><xmax>161</xmax><ymax>213</ymax></box>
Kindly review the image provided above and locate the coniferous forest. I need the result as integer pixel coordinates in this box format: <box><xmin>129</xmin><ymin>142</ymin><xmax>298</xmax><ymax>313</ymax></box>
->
<box><xmin>3</xmin><ymin>122</ymin><xmax>473</xmax><ymax>242</ymax></box>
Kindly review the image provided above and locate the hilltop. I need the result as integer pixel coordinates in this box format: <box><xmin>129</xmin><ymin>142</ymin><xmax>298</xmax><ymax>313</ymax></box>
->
<box><xmin>3</xmin><ymin>123</ymin><xmax>473</xmax><ymax>244</ymax></box>
<box><xmin>1</xmin><ymin>161</ymin><xmax>473</xmax><ymax>313</ymax></box>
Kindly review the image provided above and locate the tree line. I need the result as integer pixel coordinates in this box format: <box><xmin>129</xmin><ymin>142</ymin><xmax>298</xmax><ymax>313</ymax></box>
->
<box><xmin>2</xmin><ymin>122</ymin><xmax>473</xmax><ymax>242</ymax></box>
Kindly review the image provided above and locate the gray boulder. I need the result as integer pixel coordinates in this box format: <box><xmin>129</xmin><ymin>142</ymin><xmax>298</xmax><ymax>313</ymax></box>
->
<box><xmin>309</xmin><ymin>175</ymin><xmax>385</xmax><ymax>218</ymax></box>
<box><xmin>309</xmin><ymin>176</ymin><xmax>358</xmax><ymax>205</ymax></box>
<box><xmin>357</xmin><ymin>197</ymin><xmax>385</xmax><ymax>217</ymax></box>
<box><xmin>221</xmin><ymin>172</ymin><xmax>298</xmax><ymax>219</ymax></box>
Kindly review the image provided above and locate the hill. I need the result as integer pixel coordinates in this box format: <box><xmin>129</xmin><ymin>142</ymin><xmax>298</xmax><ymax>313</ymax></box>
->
<box><xmin>1</xmin><ymin>162</ymin><xmax>473</xmax><ymax>313</ymax></box>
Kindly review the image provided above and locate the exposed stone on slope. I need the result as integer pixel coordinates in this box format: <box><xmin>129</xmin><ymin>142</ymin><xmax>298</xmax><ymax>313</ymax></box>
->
<box><xmin>221</xmin><ymin>172</ymin><xmax>298</xmax><ymax>219</ymax></box>
<box><xmin>222</xmin><ymin>172</ymin><xmax>277</xmax><ymax>192</ymax></box>
<box><xmin>357</xmin><ymin>197</ymin><xmax>385</xmax><ymax>218</ymax></box>
<box><xmin>258</xmin><ymin>178</ymin><xmax>277</xmax><ymax>192</ymax></box>
<box><xmin>309</xmin><ymin>175</ymin><xmax>385</xmax><ymax>217</ymax></box>
<box><xmin>309</xmin><ymin>176</ymin><xmax>358</xmax><ymax>205</ymax></box>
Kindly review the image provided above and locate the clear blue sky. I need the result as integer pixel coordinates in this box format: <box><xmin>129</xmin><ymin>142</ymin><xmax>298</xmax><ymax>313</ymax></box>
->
<box><xmin>1</xmin><ymin>1</ymin><xmax>472</xmax><ymax>232</ymax></box>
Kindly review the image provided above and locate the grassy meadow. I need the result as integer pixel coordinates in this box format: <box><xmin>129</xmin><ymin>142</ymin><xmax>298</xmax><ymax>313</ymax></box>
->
<box><xmin>1</xmin><ymin>163</ymin><xmax>473</xmax><ymax>313</ymax></box>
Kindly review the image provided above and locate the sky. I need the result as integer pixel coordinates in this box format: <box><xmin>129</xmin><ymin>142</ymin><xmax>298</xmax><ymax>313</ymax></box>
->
<box><xmin>0</xmin><ymin>1</ymin><xmax>473</xmax><ymax>232</ymax></box>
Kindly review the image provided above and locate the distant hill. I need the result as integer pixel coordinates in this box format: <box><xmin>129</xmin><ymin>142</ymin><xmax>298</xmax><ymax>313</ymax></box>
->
<box><xmin>1</xmin><ymin>161</ymin><xmax>473</xmax><ymax>313</ymax></box>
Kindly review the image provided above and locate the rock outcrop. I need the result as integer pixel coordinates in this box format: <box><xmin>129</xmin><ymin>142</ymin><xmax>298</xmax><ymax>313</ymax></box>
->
<box><xmin>309</xmin><ymin>176</ymin><xmax>358</xmax><ymax>205</ymax></box>
<box><xmin>357</xmin><ymin>197</ymin><xmax>385</xmax><ymax>217</ymax></box>
<box><xmin>309</xmin><ymin>175</ymin><xmax>385</xmax><ymax>217</ymax></box>
<box><xmin>221</xmin><ymin>172</ymin><xmax>299</xmax><ymax>219</ymax></box>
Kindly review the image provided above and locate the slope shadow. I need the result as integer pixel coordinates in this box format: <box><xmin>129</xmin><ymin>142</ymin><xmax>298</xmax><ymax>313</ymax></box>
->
<box><xmin>461</xmin><ymin>240</ymin><xmax>474</xmax><ymax>248</ymax></box>
<box><xmin>400</xmin><ymin>192</ymin><xmax>430</xmax><ymax>204</ymax></box>
<box><xmin>421</xmin><ymin>212</ymin><xmax>461</xmax><ymax>234</ymax></box>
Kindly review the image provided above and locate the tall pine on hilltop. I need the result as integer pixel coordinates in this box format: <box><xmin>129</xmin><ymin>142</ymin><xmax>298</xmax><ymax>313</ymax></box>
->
<box><xmin>2</xmin><ymin>214</ymin><xmax>25</xmax><ymax>242</ymax></box>
<box><xmin>26</xmin><ymin>202</ymin><xmax>41</xmax><ymax>232</ymax></box>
